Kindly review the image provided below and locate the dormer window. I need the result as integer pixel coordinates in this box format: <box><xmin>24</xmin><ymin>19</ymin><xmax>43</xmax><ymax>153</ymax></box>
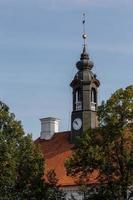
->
<box><xmin>91</xmin><ymin>88</ymin><xmax>97</xmax><ymax>111</ymax></box>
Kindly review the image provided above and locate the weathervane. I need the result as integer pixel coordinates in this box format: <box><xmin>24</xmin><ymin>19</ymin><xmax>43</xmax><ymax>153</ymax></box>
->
<box><xmin>82</xmin><ymin>13</ymin><xmax>87</xmax><ymax>46</ymax></box>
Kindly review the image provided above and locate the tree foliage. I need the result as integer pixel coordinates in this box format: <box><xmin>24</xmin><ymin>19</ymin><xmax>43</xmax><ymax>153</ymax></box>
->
<box><xmin>66</xmin><ymin>85</ymin><xmax>133</xmax><ymax>200</ymax></box>
<box><xmin>44</xmin><ymin>170</ymin><xmax>66</xmax><ymax>200</ymax></box>
<box><xmin>0</xmin><ymin>101</ymin><xmax>65</xmax><ymax>200</ymax></box>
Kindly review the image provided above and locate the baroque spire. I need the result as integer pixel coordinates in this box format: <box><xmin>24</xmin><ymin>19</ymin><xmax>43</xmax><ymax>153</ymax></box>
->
<box><xmin>76</xmin><ymin>13</ymin><xmax>94</xmax><ymax>70</ymax></box>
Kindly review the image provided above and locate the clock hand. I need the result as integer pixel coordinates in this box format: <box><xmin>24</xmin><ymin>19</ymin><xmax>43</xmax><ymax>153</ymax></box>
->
<box><xmin>74</xmin><ymin>121</ymin><xmax>78</xmax><ymax>125</ymax></box>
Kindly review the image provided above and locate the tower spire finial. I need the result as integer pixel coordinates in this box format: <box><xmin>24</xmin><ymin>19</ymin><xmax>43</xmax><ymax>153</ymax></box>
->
<box><xmin>82</xmin><ymin>13</ymin><xmax>87</xmax><ymax>47</ymax></box>
<box><xmin>80</xmin><ymin>13</ymin><xmax>89</xmax><ymax>60</ymax></box>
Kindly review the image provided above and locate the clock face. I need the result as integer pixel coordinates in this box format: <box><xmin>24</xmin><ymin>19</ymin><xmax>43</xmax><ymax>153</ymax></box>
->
<box><xmin>73</xmin><ymin>118</ymin><xmax>82</xmax><ymax>130</ymax></box>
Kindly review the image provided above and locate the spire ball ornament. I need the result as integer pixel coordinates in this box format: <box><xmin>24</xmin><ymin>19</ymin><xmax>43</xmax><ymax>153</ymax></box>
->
<box><xmin>82</xmin><ymin>13</ymin><xmax>87</xmax><ymax>45</ymax></box>
<box><xmin>82</xmin><ymin>33</ymin><xmax>87</xmax><ymax>39</ymax></box>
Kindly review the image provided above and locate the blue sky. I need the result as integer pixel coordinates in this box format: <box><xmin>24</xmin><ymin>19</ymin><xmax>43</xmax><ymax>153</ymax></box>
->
<box><xmin>0</xmin><ymin>0</ymin><xmax>133</xmax><ymax>139</ymax></box>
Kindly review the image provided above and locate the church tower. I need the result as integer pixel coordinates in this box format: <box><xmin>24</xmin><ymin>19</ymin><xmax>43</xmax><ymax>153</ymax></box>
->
<box><xmin>70</xmin><ymin>15</ymin><xmax>100</xmax><ymax>142</ymax></box>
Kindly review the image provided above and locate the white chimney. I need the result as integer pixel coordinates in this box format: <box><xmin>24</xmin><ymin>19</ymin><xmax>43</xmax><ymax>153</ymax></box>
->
<box><xmin>40</xmin><ymin>117</ymin><xmax>60</xmax><ymax>140</ymax></box>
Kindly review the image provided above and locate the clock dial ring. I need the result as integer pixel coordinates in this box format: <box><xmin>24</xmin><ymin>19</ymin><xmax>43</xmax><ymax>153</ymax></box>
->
<box><xmin>73</xmin><ymin>118</ymin><xmax>82</xmax><ymax>130</ymax></box>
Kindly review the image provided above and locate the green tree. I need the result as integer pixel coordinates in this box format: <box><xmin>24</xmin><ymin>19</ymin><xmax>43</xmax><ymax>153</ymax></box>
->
<box><xmin>66</xmin><ymin>85</ymin><xmax>133</xmax><ymax>200</ymax></box>
<box><xmin>44</xmin><ymin>170</ymin><xmax>66</xmax><ymax>200</ymax></box>
<box><xmin>0</xmin><ymin>101</ymin><xmax>65</xmax><ymax>200</ymax></box>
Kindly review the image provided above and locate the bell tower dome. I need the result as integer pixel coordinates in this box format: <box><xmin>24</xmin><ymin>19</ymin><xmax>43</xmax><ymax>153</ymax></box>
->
<box><xmin>70</xmin><ymin>14</ymin><xmax>100</xmax><ymax>142</ymax></box>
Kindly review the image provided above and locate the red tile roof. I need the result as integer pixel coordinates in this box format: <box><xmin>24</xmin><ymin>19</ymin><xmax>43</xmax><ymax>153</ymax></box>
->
<box><xmin>36</xmin><ymin>131</ymin><xmax>99</xmax><ymax>187</ymax></box>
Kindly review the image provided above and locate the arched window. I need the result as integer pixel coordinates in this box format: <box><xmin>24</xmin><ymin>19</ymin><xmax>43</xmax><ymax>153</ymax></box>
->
<box><xmin>75</xmin><ymin>88</ymin><xmax>82</xmax><ymax>110</ymax></box>
<box><xmin>91</xmin><ymin>88</ymin><xmax>97</xmax><ymax>111</ymax></box>
<box><xmin>91</xmin><ymin>88</ymin><xmax>97</xmax><ymax>103</ymax></box>
<box><xmin>75</xmin><ymin>89</ymin><xmax>80</xmax><ymax>103</ymax></box>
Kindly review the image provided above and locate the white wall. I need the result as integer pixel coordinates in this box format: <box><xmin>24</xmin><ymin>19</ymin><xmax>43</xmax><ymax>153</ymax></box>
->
<box><xmin>61</xmin><ymin>186</ymin><xmax>83</xmax><ymax>200</ymax></box>
<box><xmin>40</xmin><ymin>117</ymin><xmax>60</xmax><ymax>140</ymax></box>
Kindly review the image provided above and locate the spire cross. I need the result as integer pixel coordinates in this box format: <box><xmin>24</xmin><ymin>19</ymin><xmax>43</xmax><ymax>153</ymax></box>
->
<box><xmin>82</xmin><ymin>13</ymin><xmax>87</xmax><ymax>46</ymax></box>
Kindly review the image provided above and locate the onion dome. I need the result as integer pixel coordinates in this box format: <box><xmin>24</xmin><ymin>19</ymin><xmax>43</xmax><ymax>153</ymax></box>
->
<box><xmin>76</xmin><ymin>45</ymin><xmax>94</xmax><ymax>71</ymax></box>
<box><xmin>74</xmin><ymin>69</ymin><xmax>95</xmax><ymax>83</ymax></box>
